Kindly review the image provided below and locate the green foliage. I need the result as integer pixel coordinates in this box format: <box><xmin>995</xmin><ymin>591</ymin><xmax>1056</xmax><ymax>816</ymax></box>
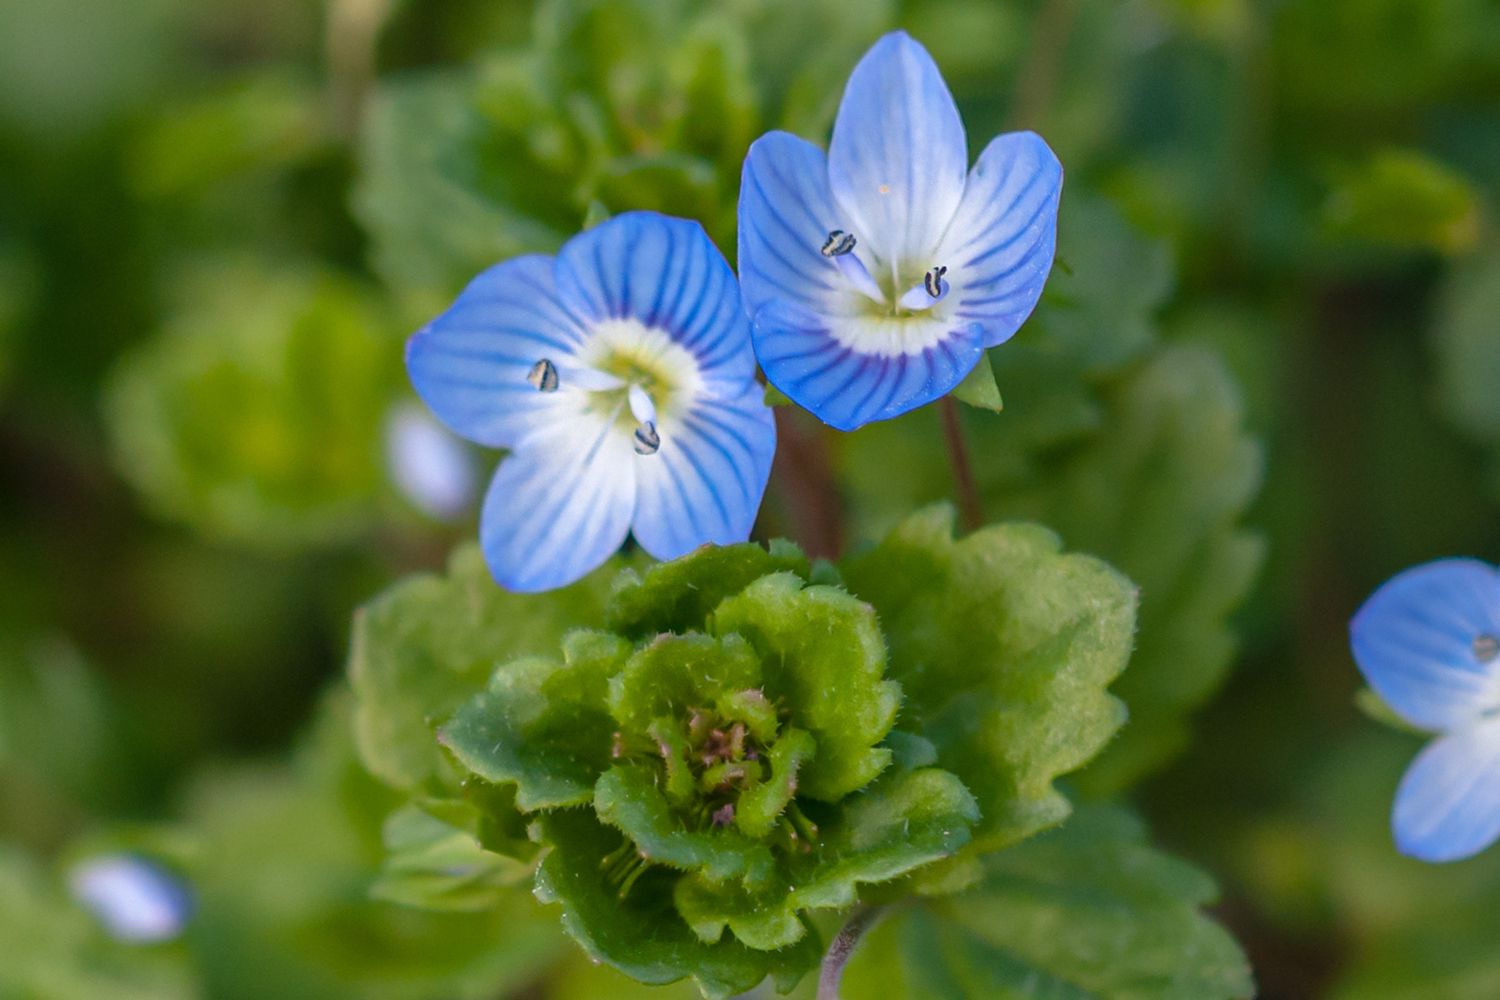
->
<box><xmin>177</xmin><ymin>694</ymin><xmax>564</xmax><ymax>1000</ymax></box>
<box><xmin>353</xmin><ymin>516</ymin><xmax>1137</xmax><ymax>995</ymax></box>
<box><xmin>355</xmin><ymin>0</ymin><xmax>893</xmax><ymax>302</ymax></box>
<box><xmin>842</xmin><ymin>201</ymin><xmax>1262</xmax><ymax>795</ymax></box>
<box><xmin>841</xmin><ymin>804</ymin><xmax>1253</xmax><ymax>999</ymax></box>
<box><xmin>950</xmin><ymin>352</ymin><xmax>1003</xmax><ymax>412</ymax></box>
<box><xmin>350</xmin><ymin>545</ymin><xmax>622</xmax><ymax>793</ymax></box>
<box><xmin>0</xmin><ymin>638</ymin><xmax>126</xmax><ymax>848</ymax></box>
<box><xmin>1321</xmin><ymin>149</ymin><xmax>1481</xmax><ymax>255</ymax></box>
<box><xmin>1433</xmin><ymin>249</ymin><xmax>1500</xmax><ymax>496</ymax></box>
<box><xmin>0</xmin><ymin>845</ymin><xmax>195</xmax><ymax>1000</ymax></box>
<box><xmin>842</xmin><ymin>507</ymin><xmax>1136</xmax><ymax>853</ymax></box>
<box><xmin>104</xmin><ymin>261</ymin><xmax>400</xmax><ymax>548</ymax></box>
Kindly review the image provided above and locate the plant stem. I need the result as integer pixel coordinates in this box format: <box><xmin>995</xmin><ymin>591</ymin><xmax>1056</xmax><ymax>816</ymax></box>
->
<box><xmin>939</xmin><ymin>397</ymin><xmax>984</xmax><ymax>531</ymax></box>
<box><xmin>817</xmin><ymin>905</ymin><xmax>886</xmax><ymax>1000</ymax></box>
<box><xmin>768</xmin><ymin>407</ymin><xmax>845</xmax><ymax>558</ymax></box>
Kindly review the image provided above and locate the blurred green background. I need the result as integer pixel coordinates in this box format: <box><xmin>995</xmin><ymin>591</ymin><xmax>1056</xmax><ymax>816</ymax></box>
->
<box><xmin>3</xmin><ymin>0</ymin><xmax>1500</xmax><ymax>996</ymax></box>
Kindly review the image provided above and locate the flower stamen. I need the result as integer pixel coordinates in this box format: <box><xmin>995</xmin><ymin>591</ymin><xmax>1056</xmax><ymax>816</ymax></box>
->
<box><xmin>1475</xmin><ymin>634</ymin><xmax>1499</xmax><ymax>663</ymax></box>
<box><xmin>821</xmin><ymin>230</ymin><xmax>857</xmax><ymax>257</ymax></box>
<box><xmin>633</xmin><ymin>421</ymin><xmax>661</xmax><ymax>455</ymax></box>
<box><xmin>527</xmin><ymin>358</ymin><xmax>559</xmax><ymax>392</ymax></box>
<box><xmin>924</xmin><ymin>266</ymin><xmax>948</xmax><ymax>298</ymax></box>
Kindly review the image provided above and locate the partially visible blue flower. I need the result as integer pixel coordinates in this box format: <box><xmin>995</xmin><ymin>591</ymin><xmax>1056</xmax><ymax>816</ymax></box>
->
<box><xmin>385</xmin><ymin>402</ymin><xmax>477</xmax><ymax>521</ymax></box>
<box><xmin>1351</xmin><ymin>559</ymin><xmax>1500</xmax><ymax>862</ymax></box>
<box><xmin>737</xmin><ymin>31</ymin><xmax>1063</xmax><ymax>431</ymax></box>
<box><xmin>407</xmin><ymin>211</ymin><xmax>776</xmax><ymax>592</ymax></box>
<box><xmin>69</xmin><ymin>854</ymin><xmax>192</xmax><ymax>944</ymax></box>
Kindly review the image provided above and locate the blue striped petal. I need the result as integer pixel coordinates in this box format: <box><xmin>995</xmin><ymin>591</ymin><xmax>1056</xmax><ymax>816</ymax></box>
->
<box><xmin>479</xmin><ymin>418</ymin><xmax>636</xmax><ymax>592</ymax></box>
<box><xmin>631</xmin><ymin>379</ymin><xmax>776</xmax><ymax>561</ymax></box>
<box><xmin>738</xmin><ymin>131</ymin><xmax>867</xmax><ymax>319</ymax></box>
<box><xmin>555</xmin><ymin>211</ymin><xmax>756</xmax><ymax>382</ymax></box>
<box><xmin>752</xmin><ymin>299</ymin><xmax>980</xmax><ymax>432</ymax></box>
<box><xmin>827</xmin><ymin>31</ymin><xmax>968</xmax><ymax>267</ymax></box>
<box><xmin>1393</xmin><ymin>719</ymin><xmax>1500</xmax><ymax>862</ymax></box>
<box><xmin>406</xmin><ymin>255</ymin><xmax>587</xmax><ymax>448</ymax></box>
<box><xmin>937</xmin><ymin>131</ymin><xmax>1062</xmax><ymax>348</ymax></box>
<box><xmin>1350</xmin><ymin>559</ymin><xmax>1500</xmax><ymax>731</ymax></box>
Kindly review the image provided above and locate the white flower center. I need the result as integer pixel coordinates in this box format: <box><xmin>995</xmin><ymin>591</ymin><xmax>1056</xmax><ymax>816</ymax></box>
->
<box><xmin>817</xmin><ymin>229</ymin><xmax>958</xmax><ymax>357</ymax></box>
<box><xmin>526</xmin><ymin>319</ymin><xmax>703</xmax><ymax>456</ymax></box>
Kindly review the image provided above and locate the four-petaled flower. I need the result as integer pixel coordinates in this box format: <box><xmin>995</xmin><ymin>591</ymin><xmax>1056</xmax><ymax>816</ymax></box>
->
<box><xmin>407</xmin><ymin>211</ymin><xmax>776</xmax><ymax>592</ymax></box>
<box><xmin>737</xmin><ymin>31</ymin><xmax>1063</xmax><ymax>431</ymax></box>
<box><xmin>1351</xmin><ymin>559</ymin><xmax>1500</xmax><ymax>862</ymax></box>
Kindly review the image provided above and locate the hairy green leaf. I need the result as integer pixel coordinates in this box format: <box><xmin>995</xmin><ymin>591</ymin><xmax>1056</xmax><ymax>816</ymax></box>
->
<box><xmin>841</xmin><ymin>507</ymin><xmax>1135</xmax><ymax>853</ymax></box>
<box><xmin>841</xmin><ymin>805</ymin><xmax>1253</xmax><ymax>999</ymax></box>
<box><xmin>712</xmin><ymin>573</ymin><xmax>900</xmax><ymax>802</ymax></box>
<box><xmin>534</xmin><ymin>810</ymin><xmax>820</xmax><ymax>1000</ymax></box>
<box><xmin>439</xmin><ymin>630</ymin><xmax>630</xmax><ymax>811</ymax></box>
<box><xmin>606</xmin><ymin>540</ymin><xmax>810</xmax><ymax>638</ymax></box>
<box><xmin>350</xmin><ymin>545</ymin><xmax>620</xmax><ymax>791</ymax></box>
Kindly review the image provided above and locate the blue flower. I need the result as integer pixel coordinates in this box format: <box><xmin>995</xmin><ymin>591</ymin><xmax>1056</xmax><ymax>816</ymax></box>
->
<box><xmin>407</xmin><ymin>211</ymin><xmax>777</xmax><ymax>592</ymax></box>
<box><xmin>69</xmin><ymin>854</ymin><xmax>192</xmax><ymax>944</ymax></box>
<box><xmin>1351</xmin><ymin>559</ymin><xmax>1500</xmax><ymax>862</ymax></box>
<box><xmin>385</xmin><ymin>402</ymin><xmax>478</xmax><ymax>521</ymax></box>
<box><xmin>737</xmin><ymin>31</ymin><xmax>1062</xmax><ymax>431</ymax></box>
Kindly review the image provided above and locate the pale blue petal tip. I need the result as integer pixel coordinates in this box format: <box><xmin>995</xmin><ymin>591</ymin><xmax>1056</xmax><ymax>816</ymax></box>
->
<box><xmin>70</xmin><ymin>855</ymin><xmax>192</xmax><ymax>944</ymax></box>
<box><xmin>386</xmin><ymin>403</ymin><xmax>477</xmax><ymax>521</ymax></box>
<box><xmin>1392</xmin><ymin>721</ymin><xmax>1500</xmax><ymax>862</ymax></box>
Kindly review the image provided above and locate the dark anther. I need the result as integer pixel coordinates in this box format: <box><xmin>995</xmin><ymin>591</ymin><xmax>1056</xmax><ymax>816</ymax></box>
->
<box><xmin>527</xmin><ymin>358</ymin><xmax>560</xmax><ymax>392</ymax></box>
<box><xmin>633</xmin><ymin>421</ymin><xmax>661</xmax><ymax>455</ymax></box>
<box><xmin>924</xmin><ymin>265</ymin><xmax>948</xmax><ymax>298</ymax></box>
<box><xmin>821</xmin><ymin>230</ymin><xmax>857</xmax><ymax>257</ymax></box>
<box><xmin>1475</xmin><ymin>634</ymin><xmax>1500</xmax><ymax>663</ymax></box>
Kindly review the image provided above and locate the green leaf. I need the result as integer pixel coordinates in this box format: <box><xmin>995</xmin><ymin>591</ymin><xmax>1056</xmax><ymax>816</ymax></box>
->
<box><xmin>1321</xmin><ymin>148</ymin><xmax>1481</xmax><ymax>255</ymax></box>
<box><xmin>439</xmin><ymin>630</ymin><xmax>631</xmax><ymax>811</ymax></box>
<box><xmin>354</xmin><ymin>68</ymin><xmax>572</xmax><ymax>304</ymax></box>
<box><xmin>606</xmin><ymin>632</ymin><xmax>763</xmax><ymax>736</ymax></box>
<box><xmin>669</xmin><ymin>765</ymin><xmax>977</xmax><ymax>954</ymax></box>
<box><xmin>103</xmin><ymin>260</ymin><xmax>399</xmax><ymax>548</ymax></box>
<box><xmin>533</xmin><ymin>810</ymin><xmax>820</xmax><ymax>1000</ymax></box>
<box><xmin>606</xmin><ymin>540</ymin><xmax>810</xmax><ymax>638</ymax></box>
<box><xmin>841</xmin><ymin>805</ymin><xmax>1253</xmax><ymax>999</ymax></box>
<box><xmin>349</xmin><ymin>544</ymin><xmax>621</xmax><ymax>792</ymax></box>
<box><xmin>792</xmin><ymin>766</ymin><xmax>979</xmax><ymax>910</ymax></box>
<box><xmin>840</xmin><ymin>507</ymin><xmax>1136</xmax><ymax>853</ymax></box>
<box><xmin>594</xmin><ymin>762</ymin><xmax>778</xmax><ymax>885</ymax></box>
<box><xmin>951</xmin><ymin>351</ymin><xmax>1003</xmax><ymax>412</ymax></box>
<box><xmin>840</xmin><ymin>340</ymin><xmax>1262</xmax><ymax>797</ymax></box>
<box><xmin>1021</xmin><ymin>193</ymin><xmax>1174</xmax><ymax>378</ymax></box>
<box><xmin>179</xmin><ymin>693</ymin><xmax>565</xmax><ymax>999</ymax></box>
<box><xmin>370</xmin><ymin>803</ymin><xmax>533</xmax><ymax>911</ymax></box>
<box><xmin>711</xmin><ymin>573</ymin><xmax>900</xmax><ymax>802</ymax></box>
<box><xmin>994</xmin><ymin>346</ymin><xmax>1264</xmax><ymax>794</ymax></box>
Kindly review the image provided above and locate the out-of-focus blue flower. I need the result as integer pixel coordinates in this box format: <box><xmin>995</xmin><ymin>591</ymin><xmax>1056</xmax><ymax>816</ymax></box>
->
<box><xmin>385</xmin><ymin>402</ymin><xmax>477</xmax><ymax>521</ymax></box>
<box><xmin>1351</xmin><ymin>559</ymin><xmax>1500</xmax><ymax>862</ymax></box>
<box><xmin>407</xmin><ymin>211</ymin><xmax>776</xmax><ymax>592</ymax></box>
<box><xmin>737</xmin><ymin>31</ymin><xmax>1062</xmax><ymax>431</ymax></box>
<box><xmin>68</xmin><ymin>855</ymin><xmax>191</xmax><ymax>944</ymax></box>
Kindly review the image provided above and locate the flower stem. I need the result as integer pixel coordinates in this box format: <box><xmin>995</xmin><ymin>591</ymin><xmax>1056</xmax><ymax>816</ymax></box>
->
<box><xmin>768</xmin><ymin>407</ymin><xmax>845</xmax><ymax>558</ymax></box>
<box><xmin>816</xmin><ymin>905</ymin><xmax>886</xmax><ymax>1000</ymax></box>
<box><xmin>939</xmin><ymin>397</ymin><xmax>984</xmax><ymax>531</ymax></box>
